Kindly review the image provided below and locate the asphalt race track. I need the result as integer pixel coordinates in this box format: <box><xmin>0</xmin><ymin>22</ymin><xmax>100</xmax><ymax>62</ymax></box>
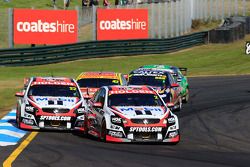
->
<box><xmin>1</xmin><ymin>76</ymin><xmax>250</xmax><ymax>167</ymax></box>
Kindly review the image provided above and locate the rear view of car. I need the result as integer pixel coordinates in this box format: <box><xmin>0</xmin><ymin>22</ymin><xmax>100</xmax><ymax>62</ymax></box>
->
<box><xmin>86</xmin><ymin>85</ymin><xmax>180</xmax><ymax>143</ymax></box>
<box><xmin>15</xmin><ymin>77</ymin><xmax>87</xmax><ymax>131</ymax></box>
<box><xmin>76</xmin><ymin>72</ymin><xmax>127</xmax><ymax>99</ymax></box>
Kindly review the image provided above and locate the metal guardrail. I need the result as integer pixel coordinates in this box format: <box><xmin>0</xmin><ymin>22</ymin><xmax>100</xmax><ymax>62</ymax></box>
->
<box><xmin>0</xmin><ymin>31</ymin><xmax>208</xmax><ymax>66</ymax></box>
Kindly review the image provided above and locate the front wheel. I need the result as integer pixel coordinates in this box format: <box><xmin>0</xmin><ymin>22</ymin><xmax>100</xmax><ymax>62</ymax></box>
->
<box><xmin>175</xmin><ymin>98</ymin><xmax>182</xmax><ymax>111</ymax></box>
<box><xmin>16</xmin><ymin>109</ymin><xmax>21</xmax><ymax>129</ymax></box>
<box><xmin>100</xmin><ymin>120</ymin><xmax>107</xmax><ymax>142</ymax></box>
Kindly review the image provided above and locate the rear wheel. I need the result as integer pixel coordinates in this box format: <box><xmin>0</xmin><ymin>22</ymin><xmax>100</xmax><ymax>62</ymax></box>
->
<box><xmin>175</xmin><ymin>98</ymin><xmax>182</xmax><ymax>111</ymax></box>
<box><xmin>183</xmin><ymin>89</ymin><xmax>189</xmax><ymax>103</ymax></box>
<box><xmin>100</xmin><ymin>120</ymin><xmax>107</xmax><ymax>142</ymax></box>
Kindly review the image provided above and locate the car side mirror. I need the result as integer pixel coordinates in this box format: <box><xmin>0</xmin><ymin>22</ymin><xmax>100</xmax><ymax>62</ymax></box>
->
<box><xmin>15</xmin><ymin>92</ymin><xmax>24</xmax><ymax>97</ymax></box>
<box><xmin>123</xmin><ymin>74</ymin><xmax>128</xmax><ymax>81</ymax></box>
<box><xmin>93</xmin><ymin>102</ymin><xmax>103</xmax><ymax>108</ymax></box>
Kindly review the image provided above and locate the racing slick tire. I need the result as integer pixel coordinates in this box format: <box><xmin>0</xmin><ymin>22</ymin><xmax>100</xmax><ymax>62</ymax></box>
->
<box><xmin>183</xmin><ymin>88</ymin><xmax>189</xmax><ymax>103</ymax></box>
<box><xmin>16</xmin><ymin>109</ymin><xmax>21</xmax><ymax>129</ymax></box>
<box><xmin>100</xmin><ymin>120</ymin><xmax>107</xmax><ymax>142</ymax></box>
<box><xmin>175</xmin><ymin>98</ymin><xmax>182</xmax><ymax>112</ymax></box>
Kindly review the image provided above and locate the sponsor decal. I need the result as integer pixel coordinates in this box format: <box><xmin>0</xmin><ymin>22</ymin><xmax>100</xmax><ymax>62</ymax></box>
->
<box><xmin>110</xmin><ymin>124</ymin><xmax>122</xmax><ymax>131</ymax></box>
<box><xmin>40</xmin><ymin>116</ymin><xmax>71</xmax><ymax>121</ymax></box>
<box><xmin>25</xmin><ymin>106</ymin><xmax>34</xmax><ymax>112</ymax></box>
<box><xmin>32</xmin><ymin>81</ymin><xmax>75</xmax><ymax>86</ymax></box>
<box><xmin>143</xmin><ymin>119</ymin><xmax>149</xmax><ymax>125</ymax></box>
<box><xmin>246</xmin><ymin>42</ymin><xmax>250</xmax><ymax>55</ymax></box>
<box><xmin>22</xmin><ymin>118</ymin><xmax>34</xmax><ymax>125</ymax></box>
<box><xmin>14</xmin><ymin>9</ymin><xmax>78</xmax><ymax>44</ymax></box>
<box><xmin>108</xmin><ymin>130</ymin><xmax>123</xmax><ymax>138</ymax></box>
<box><xmin>111</xmin><ymin>117</ymin><xmax>122</xmax><ymax>124</ymax></box>
<box><xmin>110</xmin><ymin>90</ymin><xmax>154</xmax><ymax>94</ymax></box>
<box><xmin>97</xmin><ymin>9</ymin><xmax>148</xmax><ymax>40</ymax></box>
<box><xmin>53</xmin><ymin>109</ymin><xmax>59</xmax><ymax>114</ymax></box>
<box><xmin>35</xmin><ymin>97</ymin><xmax>75</xmax><ymax>103</ymax></box>
<box><xmin>129</xmin><ymin>127</ymin><xmax>162</xmax><ymax>132</ymax></box>
<box><xmin>133</xmin><ymin>69</ymin><xmax>165</xmax><ymax>76</ymax></box>
<box><xmin>119</xmin><ymin>107</ymin><xmax>162</xmax><ymax>112</ymax></box>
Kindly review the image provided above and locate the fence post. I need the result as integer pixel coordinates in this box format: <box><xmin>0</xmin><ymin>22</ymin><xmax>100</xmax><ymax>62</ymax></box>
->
<box><xmin>210</xmin><ymin>0</ymin><xmax>213</xmax><ymax>19</ymax></box>
<box><xmin>204</xmin><ymin>0</ymin><xmax>208</xmax><ymax>20</ymax></box>
<box><xmin>215</xmin><ymin>0</ymin><xmax>219</xmax><ymax>20</ymax></box>
<box><xmin>188</xmin><ymin>0</ymin><xmax>192</xmax><ymax>32</ymax></box>
<box><xmin>183</xmin><ymin>0</ymin><xmax>189</xmax><ymax>33</ymax></box>
<box><xmin>151</xmin><ymin>3</ymin><xmax>155</xmax><ymax>38</ymax></box>
<box><xmin>175</xmin><ymin>0</ymin><xmax>179</xmax><ymax>37</ymax></box>
<box><xmin>8</xmin><ymin>8</ymin><xmax>14</xmax><ymax>48</ymax></box>
<box><xmin>75</xmin><ymin>6</ymin><xmax>80</xmax><ymax>42</ymax></box>
<box><xmin>92</xmin><ymin>5</ymin><xmax>96</xmax><ymax>41</ymax></box>
<box><xmin>199</xmin><ymin>0</ymin><xmax>202</xmax><ymax>19</ymax></box>
<box><xmin>193</xmin><ymin>0</ymin><xmax>196</xmax><ymax>19</ymax></box>
<box><xmin>164</xmin><ymin>2</ymin><xmax>168</xmax><ymax>38</ymax></box>
<box><xmin>170</xmin><ymin>0</ymin><xmax>174</xmax><ymax>37</ymax></box>
<box><xmin>158</xmin><ymin>3</ymin><xmax>161</xmax><ymax>39</ymax></box>
<box><xmin>234</xmin><ymin>0</ymin><xmax>238</xmax><ymax>16</ymax></box>
<box><xmin>242</xmin><ymin>0</ymin><xmax>246</xmax><ymax>16</ymax></box>
<box><xmin>221</xmin><ymin>0</ymin><xmax>224</xmax><ymax>19</ymax></box>
<box><xmin>228</xmin><ymin>0</ymin><xmax>232</xmax><ymax>17</ymax></box>
<box><xmin>190</xmin><ymin>0</ymin><xmax>194</xmax><ymax>19</ymax></box>
<box><xmin>180</xmin><ymin>0</ymin><xmax>183</xmax><ymax>36</ymax></box>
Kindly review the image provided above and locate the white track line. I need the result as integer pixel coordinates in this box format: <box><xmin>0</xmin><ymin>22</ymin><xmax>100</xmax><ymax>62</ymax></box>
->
<box><xmin>0</xmin><ymin>130</ymin><xmax>26</xmax><ymax>138</ymax></box>
<box><xmin>0</xmin><ymin>141</ymin><xmax>17</xmax><ymax>146</ymax></box>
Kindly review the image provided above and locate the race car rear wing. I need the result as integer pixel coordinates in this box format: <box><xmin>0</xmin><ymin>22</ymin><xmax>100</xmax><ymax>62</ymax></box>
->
<box><xmin>179</xmin><ymin>67</ymin><xmax>188</xmax><ymax>76</ymax></box>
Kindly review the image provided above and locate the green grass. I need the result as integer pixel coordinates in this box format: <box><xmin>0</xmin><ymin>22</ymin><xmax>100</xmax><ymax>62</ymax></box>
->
<box><xmin>1</xmin><ymin>34</ymin><xmax>250</xmax><ymax>117</ymax></box>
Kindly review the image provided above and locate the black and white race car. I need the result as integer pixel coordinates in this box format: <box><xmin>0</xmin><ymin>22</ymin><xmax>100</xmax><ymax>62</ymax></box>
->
<box><xmin>85</xmin><ymin>85</ymin><xmax>180</xmax><ymax>143</ymax></box>
<box><xmin>15</xmin><ymin>77</ymin><xmax>87</xmax><ymax>131</ymax></box>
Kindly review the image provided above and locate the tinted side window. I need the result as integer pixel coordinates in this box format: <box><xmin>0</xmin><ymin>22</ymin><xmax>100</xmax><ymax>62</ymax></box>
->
<box><xmin>164</xmin><ymin>74</ymin><xmax>171</xmax><ymax>86</ymax></box>
<box><xmin>168</xmin><ymin>73</ymin><xmax>175</xmax><ymax>84</ymax></box>
<box><xmin>93</xmin><ymin>89</ymin><xmax>101</xmax><ymax>102</ymax></box>
<box><xmin>98</xmin><ymin>88</ymin><xmax>106</xmax><ymax>104</ymax></box>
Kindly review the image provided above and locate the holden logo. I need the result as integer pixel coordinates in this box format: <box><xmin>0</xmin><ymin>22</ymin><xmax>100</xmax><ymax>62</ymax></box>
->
<box><xmin>53</xmin><ymin>109</ymin><xmax>59</xmax><ymax>114</ymax></box>
<box><xmin>143</xmin><ymin>119</ymin><xmax>149</xmax><ymax>125</ymax></box>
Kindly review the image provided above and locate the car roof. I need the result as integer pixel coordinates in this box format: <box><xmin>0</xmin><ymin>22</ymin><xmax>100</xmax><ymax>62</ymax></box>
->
<box><xmin>31</xmin><ymin>77</ymin><xmax>76</xmax><ymax>86</ymax></box>
<box><xmin>107</xmin><ymin>85</ymin><xmax>156</xmax><ymax>95</ymax></box>
<box><xmin>141</xmin><ymin>65</ymin><xmax>178</xmax><ymax>73</ymax></box>
<box><xmin>76</xmin><ymin>72</ymin><xmax>121</xmax><ymax>80</ymax></box>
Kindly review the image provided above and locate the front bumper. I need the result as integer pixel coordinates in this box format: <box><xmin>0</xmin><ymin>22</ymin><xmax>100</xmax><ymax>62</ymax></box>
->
<box><xmin>105</xmin><ymin>131</ymin><xmax>180</xmax><ymax>143</ymax></box>
<box><xmin>19</xmin><ymin>112</ymin><xmax>85</xmax><ymax>131</ymax></box>
<box><xmin>106</xmin><ymin>127</ymin><xmax>180</xmax><ymax>143</ymax></box>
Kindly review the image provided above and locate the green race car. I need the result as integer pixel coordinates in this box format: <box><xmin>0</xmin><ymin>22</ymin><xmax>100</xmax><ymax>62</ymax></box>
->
<box><xmin>140</xmin><ymin>65</ymin><xmax>189</xmax><ymax>103</ymax></box>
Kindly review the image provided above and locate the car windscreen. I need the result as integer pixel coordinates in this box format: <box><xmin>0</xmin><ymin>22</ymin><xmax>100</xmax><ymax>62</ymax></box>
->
<box><xmin>108</xmin><ymin>93</ymin><xmax>164</xmax><ymax>107</ymax></box>
<box><xmin>77</xmin><ymin>78</ymin><xmax>120</xmax><ymax>88</ymax></box>
<box><xmin>28</xmin><ymin>85</ymin><xmax>80</xmax><ymax>97</ymax></box>
<box><xmin>128</xmin><ymin>76</ymin><xmax>166</xmax><ymax>87</ymax></box>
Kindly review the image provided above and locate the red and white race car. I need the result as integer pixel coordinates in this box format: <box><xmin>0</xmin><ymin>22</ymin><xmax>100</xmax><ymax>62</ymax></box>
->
<box><xmin>15</xmin><ymin>77</ymin><xmax>87</xmax><ymax>131</ymax></box>
<box><xmin>85</xmin><ymin>85</ymin><xmax>180</xmax><ymax>143</ymax></box>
